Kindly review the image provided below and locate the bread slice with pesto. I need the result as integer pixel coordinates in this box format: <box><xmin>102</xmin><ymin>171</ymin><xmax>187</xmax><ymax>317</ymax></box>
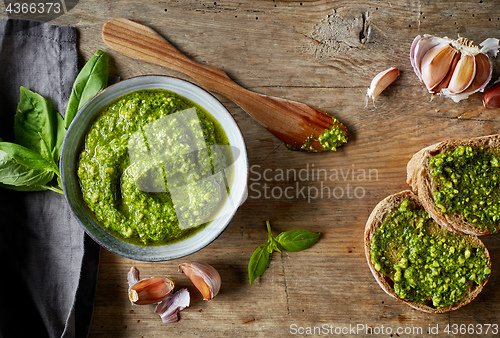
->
<box><xmin>364</xmin><ymin>190</ymin><xmax>491</xmax><ymax>313</ymax></box>
<box><xmin>407</xmin><ymin>134</ymin><xmax>500</xmax><ymax>236</ymax></box>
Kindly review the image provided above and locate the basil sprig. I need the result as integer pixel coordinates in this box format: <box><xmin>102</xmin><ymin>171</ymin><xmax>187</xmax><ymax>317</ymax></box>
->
<box><xmin>248</xmin><ymin>221</ymin><xmax>320</xmax><ymax>285</ymax></box>
<box><xmin>0</xmin><ymin>50</ymin><xmax>109</xmax><ymax>194</ymax></box>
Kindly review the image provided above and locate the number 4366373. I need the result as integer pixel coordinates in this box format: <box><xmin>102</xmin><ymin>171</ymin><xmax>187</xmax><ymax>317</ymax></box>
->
<box><xmin>443</xmin><ymin>323</ymin><xmax>498</xmax><ymax>335</ymax></box>
<box><xmin>5</xmin><ymin>2</ymin><xmax>61</xmax><ymax>14</ymax></box>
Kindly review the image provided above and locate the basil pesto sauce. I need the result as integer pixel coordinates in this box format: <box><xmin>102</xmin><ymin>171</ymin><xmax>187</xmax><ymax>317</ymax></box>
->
<box><xmin>77</xmin><ymin>89</ymin><xmax>231</xmax><ymax>245</ymax></box>
<box><xmin>286</xmin><ymin>116</ymin><xmax>348</xmax><ymax>152</ymax></box>
<box><xmin>429</xmin><ymin>145</ymin><xmax>500</xmax><ymax>233</ymax></box>
<box><xmin>370</xmin><ymin>199</ymin><xmax>490</xmax><ymax>308</ymax></box>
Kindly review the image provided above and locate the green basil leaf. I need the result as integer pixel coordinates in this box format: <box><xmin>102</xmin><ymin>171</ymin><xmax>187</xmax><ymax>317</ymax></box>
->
<box><xmin>0</xmin><ymin>143</ymin><xmax>54</xmax><ymax>188</ymax></box>
<box><xmin>0</xmin><ymin>183</ymin><xmax>51</xmax><ymax>192</ymax></box>
<box><xmin>248</xmin><ymin>243</ymin><xmax>271</xmax><ymax>285</ymax></box>
<box><xmin>15</xmin><ymin>86</ymin><xmax>60</xmax><ymax>163</ymax></box>
<box><xmin>0</xmin><ymin>142</ymin><xmax>58</xmax><ymax>174</ymax></box>
<box><xmin>64</xmin><ymin>50</ymin><xmax>109</xmax><ymax>129</ymax></box>
<box><xmin>275</xmin><ymin>230</ymin><xmax>321</xmax><ymax>252</ymax></box>
<box><xmin>52</xmin><ymin>110</ymin><xmax>66</xmax><ymax>162</ymax></box>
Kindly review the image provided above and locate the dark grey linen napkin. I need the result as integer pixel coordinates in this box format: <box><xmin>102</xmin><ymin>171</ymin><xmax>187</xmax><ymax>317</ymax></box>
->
<box><xmin>0</xmin><ymin>19</ymin><xmax>100</xmax><ymax>338</ymax></box>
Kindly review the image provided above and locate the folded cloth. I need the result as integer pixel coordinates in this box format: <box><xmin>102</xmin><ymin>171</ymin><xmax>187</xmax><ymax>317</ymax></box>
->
<box><xmin>0</xmin><ymin>19</ymin><xmax>100</xmax><ymax>338</ymax></box>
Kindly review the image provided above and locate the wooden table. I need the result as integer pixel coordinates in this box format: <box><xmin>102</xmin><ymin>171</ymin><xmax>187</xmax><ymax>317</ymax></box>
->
<box><xmin>4</xmin><ymin>1</ymin><xmax>500</xmax><ymax>336</ymax></box>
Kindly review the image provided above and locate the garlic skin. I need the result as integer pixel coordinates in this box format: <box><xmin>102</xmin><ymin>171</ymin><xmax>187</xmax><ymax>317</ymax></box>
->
<box><xmin>366</xmin><ymin>67</ymin><xmax>400</xmax><ymax>106</ymax></box>
<box><xmin>480</xmin><ymin>38</ymin><xmax>500</xmax><ymax>57</ymax></box>
<box><xmin>410</xmin><ymin>34</ymin><xmax>498</xmax><ymax>102</ymax></box>
<box><xmin>179</xmin><ymin>262</ymin><xmax>221</xmax><ymax>300</ymax></box>
<box><xmin>127</xmin><ymin>266</ymin><xmax>140</xmax><ymax>287</ymax></box>
<box><xmin>155</xmin><ymin>288</ymin><xmax>190</xmax><ymax>323</ymax></box>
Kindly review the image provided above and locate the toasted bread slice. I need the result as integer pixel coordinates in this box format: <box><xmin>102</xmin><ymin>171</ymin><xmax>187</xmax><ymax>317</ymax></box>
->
<box><xmin>364</xmin><ymin>190</ymin><xmax>490</xmax><ymax>313</ymax></box>
<box><xmin>407</xmin><ymin>134</ymin><xmax>500</xmax><ymax>235</ymax></box>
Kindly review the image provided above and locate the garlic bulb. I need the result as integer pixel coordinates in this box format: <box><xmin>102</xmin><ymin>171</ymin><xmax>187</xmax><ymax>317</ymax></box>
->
<box><xmin>179</xmin><ymin>262</ymin><xmax>221</xmax><ymax>300</ymax></box>
<box><xmin>410</xmin><ymin>34</ymin><xmax>499</xmax><ymax>102</ymax></box>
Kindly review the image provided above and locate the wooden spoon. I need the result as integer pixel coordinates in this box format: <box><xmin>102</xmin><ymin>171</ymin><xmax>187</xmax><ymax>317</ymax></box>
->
<box><xmin>102</xmin><ymin>18</ymin><xmax>348</xmax><ymax>152</ymax></box>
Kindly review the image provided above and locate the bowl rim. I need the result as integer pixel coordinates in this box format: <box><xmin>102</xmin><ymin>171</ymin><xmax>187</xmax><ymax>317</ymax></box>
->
<box><xmin>60</xmin><ymin>74</ymin><xmax>248</xmax><ymax>261</ymax></box>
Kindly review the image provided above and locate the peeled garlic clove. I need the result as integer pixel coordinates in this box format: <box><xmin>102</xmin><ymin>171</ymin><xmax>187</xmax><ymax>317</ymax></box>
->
<box><xmin>483</xmin><ymin>81</ymin><xmax>500</xmax><ymax>109</ymax></box>
<box><xmin>421</xmin><ymin>43</ymin><xmax>459</xmax><ymax>92</ymax></box>
<box><xmin>129</xmin><ymin>276</ymin><xmax>175</xmax><ymax>305</ymax></box>
<box><xmin>179</xmin><ymin>262</ymin><xmax>221</xmax><ymax>300</ymax></box>
<box><xmin>447</xmin><ymin>54</ymin><xmax>476</xmax><ymax>94</ymax></box>
<box><xmin>155</xmin><ymin>288</ymin><xmax>190</xmax><ymax>323</ymax></box>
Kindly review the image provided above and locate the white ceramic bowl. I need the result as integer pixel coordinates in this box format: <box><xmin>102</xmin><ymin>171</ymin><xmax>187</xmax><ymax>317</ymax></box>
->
<box><xmin>60</xmin><ymin>75</ymin><xmax>248</xmax><ymax>261</ymax></box>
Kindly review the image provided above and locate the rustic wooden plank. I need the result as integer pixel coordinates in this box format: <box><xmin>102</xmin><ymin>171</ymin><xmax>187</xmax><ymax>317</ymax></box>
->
<box><xmin>3</xmin><ymin>0</ymin><xmax>500</xmax><ymax>336</ymax></box>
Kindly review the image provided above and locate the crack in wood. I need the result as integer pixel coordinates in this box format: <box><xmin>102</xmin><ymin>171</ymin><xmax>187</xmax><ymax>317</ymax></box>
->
<box><xmin>280</xmin><ymin>252</ymin><xmax>291</xmax><ymax>315</ymax></box>
<box><xmin>360</xmin><ymin>11</ymin><xmax>370</xmax><ymax>45</ymax></box>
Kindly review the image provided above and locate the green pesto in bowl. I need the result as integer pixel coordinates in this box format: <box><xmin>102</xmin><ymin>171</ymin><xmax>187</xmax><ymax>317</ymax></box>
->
<box><xmin>77</xmin><ymin>89</ymin><xmax>233</xmax><ymax>246</ymax></box>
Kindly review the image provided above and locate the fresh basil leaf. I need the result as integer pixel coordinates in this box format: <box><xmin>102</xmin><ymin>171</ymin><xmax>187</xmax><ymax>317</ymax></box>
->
<box><xmin>248</xmin><ymin>243</ymin><xmax>271</xmax><ymax>285</ymax></box>
<box><xmin>53</xmin><ymin>110</ymin><xmax>66</xmax><ymax>162</ymax></box>
<box><xmin>0</xmin><ymin>183</ymin><xmax>51</xmax><ymax>192</ymax></box>
<box><xmin>15</xmin><ymin>86</ymin><xmax>60</xmax><ymax>163</ymax></box>
<box><xmin>64</xmin><ymin>50</ymin><xmax>109</xmax><ymax>129</ymax></box>
<box><xmin>0</xmin><ymin>142</ymin><xmax>58</xmax><ymax>174</ymax></box>
<box><xmin>0</xmin><ymin>143</ymin><xmax>54</xmax><ymax>189</ymax></box>
<box><xmin>275</xmin><ymin>230</ymin><xmax>321</xmax><ymax>252</ymax></box>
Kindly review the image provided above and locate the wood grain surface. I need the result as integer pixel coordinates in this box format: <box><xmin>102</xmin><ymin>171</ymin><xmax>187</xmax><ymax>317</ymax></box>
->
<box><xmin>3</xmin><ymin>0</ymin><xmax>500</xmax><ymax>337</ymax></box>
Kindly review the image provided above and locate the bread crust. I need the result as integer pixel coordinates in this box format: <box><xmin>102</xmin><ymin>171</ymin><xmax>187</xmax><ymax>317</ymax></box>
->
<box><xmin>364</xmin><ymin>190</ymin><xmax>490</xmax><ymax>313</ymax></box>
<box><xmin>407</xmin><ymin>134</ymin><xmax>500</xmax><ymax>236</ymax></box>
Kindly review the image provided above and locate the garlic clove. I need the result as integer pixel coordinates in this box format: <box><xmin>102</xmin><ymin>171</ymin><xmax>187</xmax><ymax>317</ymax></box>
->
<box><xmin>465</xmin><ymin>53</ymin><xmax>492</xmax><ymax>93</ymax></box>
<box><xmin>483</xmin><ymin>81</ymin><xmax>500</xmax><ymax>109</ymax></box>
<box><xmin>444</xmin><ymin>53</ymin><xmax>494</xmax><ymax>102</ymax></box>
<box><xmin>179</xmin><ymin>262</ymin><xmax>221</xmax><ymax>300</ymax></box>
<box><xmin>366</xmin><ymin>67</ymin><xmax>400</xmax><ymax>104</ymax></box>
<box><xmin>155</xmin><ymin>288</ymin><xmax>190</xmax><ymax>323</ymax></box>
<box><xmin>447</xmin><ymin>54</ymin><xmax>476</xmax><ymax>94</ymax></box>
<box><xmin>129</xmin><ymin>276</ymin><xmax>175</xmax><ymax>305</ymax></box>
<box><xmin>421</xmin><ymin>43</ymin><xmax>459</xmax><ymax>92</ymax></box>
<box><xmin>411</xmin><ymin>35</ymin><xmax>444</xmax><ymax>82</ymax></box>
<box><xmin>433</xmin><ymin>52</ymin><xmax>460</xmax><ymax>94</ymax></box>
